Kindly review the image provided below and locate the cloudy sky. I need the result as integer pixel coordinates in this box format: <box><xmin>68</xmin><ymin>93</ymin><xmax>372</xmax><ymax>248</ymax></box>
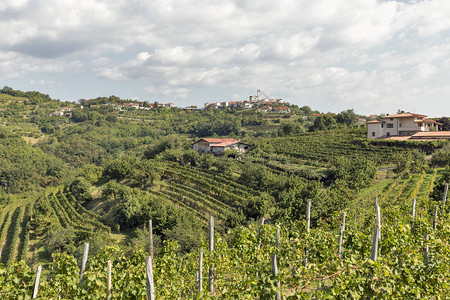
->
<box><xmin>1</xmin><ymin>0</ymin><xmax>450</xmax><ymax>116</ymax></box>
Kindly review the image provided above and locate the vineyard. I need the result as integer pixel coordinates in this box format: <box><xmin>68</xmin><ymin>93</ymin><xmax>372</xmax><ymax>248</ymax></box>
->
<box><xmin>0</xmin><ymin>171</ymin><xmax>449</xmax><ymax>298</ymax></box>
<box><xmin>350</xmin><ymin>169</ymin><xmax>440</xmax><ymax>212</ymax></box>
<box><xmin>2</xmin><ymin>86</ymin><xmax>450</xmax><ymax>298</ymax></box>
<box><xmin>0</xmin><ymin>190</ymin><xmax>113</xmax><ymax>272</ymax></box>
<box><xmin>133</xmin><ymin>162</ymin><xmax>266</xmax><ymax>229</ymax></box>
<box><xmin>253</xmin><ymin>129</ymin><xmax>413</xmax><ymax>167</ymax></box>
<box><xmin>0</xmin><ymin>161</ymin><xmax>267</xmax><ymax>269</ymax></box>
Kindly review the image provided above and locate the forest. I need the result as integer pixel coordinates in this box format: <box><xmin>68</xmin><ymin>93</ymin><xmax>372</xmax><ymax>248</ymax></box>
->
<box><xmin>1</xmin><ymin>86</ymin><xmax>450</xmax><ymax>298</ymax></box>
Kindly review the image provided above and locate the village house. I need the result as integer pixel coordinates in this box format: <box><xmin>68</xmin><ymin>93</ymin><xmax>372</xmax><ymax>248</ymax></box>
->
<box><xmin>367</xmin><ymin>112</ymin><xmax>442</xmax><ymax>139</ymax></box>
<box><xmin>257</xmin><ymin>106</ymin><xmax>272</xmax><ymax>113</ymax></box>
<box><xmin>193</xmin><ymin>138</ymin><xmax>251</xmax><ymax>154</ymax></box>
<box><xmin>271</xmin><ymin>107</ymin><xmax>291</xmax><ymax>113</ymax></box>
<box><xmin>164</xmin><ymin>103</ymin><xmax>176</xmax><ymax>108</ymax></box>
<box><xmin>49</xmin><ymin>111</ymin><xmax>64</xmax><ymax>116</ymax></box>
<box><xmin>123</xmin><ymin>103</ymin><xmax>140</xmax><ymax>109</ymax></box>
<box><xmin>49</xmin><ymin>111</ymin><xmax>72</xmax><ymax>117</ymax></box>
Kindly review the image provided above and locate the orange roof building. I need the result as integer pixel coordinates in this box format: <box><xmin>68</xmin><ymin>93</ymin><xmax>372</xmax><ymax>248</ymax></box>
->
<box><xmin>367</xmin><ymin>111</ymin><xmax>443</xmax><ymax>139</ymax></box>
<box><xmin>193</xmin><ymin>138</ymin><xmax>250</xmax><ymax>154</ymax></box>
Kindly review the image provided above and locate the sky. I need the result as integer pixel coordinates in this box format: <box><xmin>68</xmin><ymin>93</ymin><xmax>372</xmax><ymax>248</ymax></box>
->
<box><xmin>1</xmin><ymin>0</ymin><xmax>450</xmax><ymax>116</ymax></box>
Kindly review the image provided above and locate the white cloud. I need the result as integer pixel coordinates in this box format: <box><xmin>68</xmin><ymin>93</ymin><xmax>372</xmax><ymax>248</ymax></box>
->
<box><xmin>97</xmin><ymin>68</ymin><xmax>127</xmax><ymax>81</ymax></box>
<box><xmin>1</xmin><ymin>0</ymin><xmax>450</xmax><ymax>115</ymax></box>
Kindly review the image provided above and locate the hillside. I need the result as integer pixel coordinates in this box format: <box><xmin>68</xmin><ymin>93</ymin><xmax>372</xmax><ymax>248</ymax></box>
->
<box><xmin>0</xmin><ymin>87</ymin><xmax>449</xmax><ymax>297</ymax></box>
<box><xmin>1</xmin><ymin>167</ymin><xmax>449</xmax><ymax>298</ymax></box>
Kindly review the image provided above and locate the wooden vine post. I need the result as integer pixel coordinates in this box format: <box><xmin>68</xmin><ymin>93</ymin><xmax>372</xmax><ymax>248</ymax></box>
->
<box><xmin>375</xmin><ymin>198</ymin><xmax>381</xmax><ymax>240</ymax></box>
<box><xmin>209</xmin><ymin>215</ymin><xmax>215</xmax><ymax>295</ymax></box>
<box><xmin>276</xmin><ymin>228</ymin><xmax>280</xmax><ymax>251</ymax></box>
<box><xmin>149</xmin><ymin>219</ymin><xmax>154</xmax><ymax>259</ymax></box>
<box><xmin>257</xmin><ymin>217</ymin><xmax>265</xmax><ymax>250</ymax></box>
<box><xmin>338</xmin><ymin>212</ymin><xmax>346</xmax><ymax>259</ymax></box>
<box><xmin>146</xmin><ymin>256</ymin><xmax>155</xmax><ymax>300</ymax></box>
<box><xmin>32</xmin><ymin>265</ymin><xmax>42</xmax><ymax>299</ymax></box>
<box><xmin>106</xmin><ymin>260</ymin><xmax>112</xmax><ymax>300</ymax></box>
<box><xmin>433</xmin><ymin>205</ymin><xmax>438</xmax><ymax>233</ymax></box>
<box><xmin>371</xmin><ymin>200</ymin><xmax>380</xmax><ymax>261</ymax></box>
<box><xmin>443</xmin><ymin>183</ymin><xmax>449</xmax><ymax>204</ymax></box>
<box><xmin>371</xmin><ymin>227</ymin><xmax>379</xmax><ymax>261</ymax></box>
<box><xmin>198</xmin><ymin>248</ymin><xmax>203</xmax><ymax>292</ymax></box>
<box><xmin>306</xmin><ymin>199</ymin><xmax>311</xmax><ymax>233</ymax></box>
<box><xmin>411</xmin><ymin>198</ymin><xmax>416</xmax><ymax>234</ymax></box>
<box><xmin>271</xmin><ymin>254</ymin><xmax>281</xmax><ymax>300</ymax></box>
<box><xmin>0</xmin><ymin>248</ymin><xmax>2</xmax><ymax>261</ymax></box>
<box><xmin>80</xmin><ymin>243</ymin><xmax>89</xmax><ymax>284</ymax></box>
<box><xmin>424</xmin><ymin>235</ymin><xmax>429</xmax><ymax>266</ymax></box>
<box><xmin>304</xmin><ymin>199</ymin><xmax>311</xmax><ymax>267</ymax></box>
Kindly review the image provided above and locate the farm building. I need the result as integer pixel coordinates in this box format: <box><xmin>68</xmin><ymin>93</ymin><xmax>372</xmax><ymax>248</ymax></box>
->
<box><xmin>193</xmin><ymin>138</ymin><xmax>250</xmax><ymax>154</ymax></box>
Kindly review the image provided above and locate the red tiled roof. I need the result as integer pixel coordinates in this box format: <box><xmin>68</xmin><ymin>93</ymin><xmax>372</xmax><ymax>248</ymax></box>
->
<box><xmin>211</xmin><ymin>141</ymin><xmax>239</xmax><ymax>147</ymax></box>
<box><xmin>423</xmin><ymin>119</ymin><xmax>443</xmax><ymax>124</ymax></box>
<box><xmin>411</xmin><ymin>131</ymin><xmax>450</xmax><ymax>138</ymax></box>
<box><xmin>195</xmin><ymin>138</ymin><xmax>241</xmax><ymax>147</ymax></box>
<box><xmin>381</xmin><ymin>113</ymin><xmax>427</xmax><ymax>119</ymax></box>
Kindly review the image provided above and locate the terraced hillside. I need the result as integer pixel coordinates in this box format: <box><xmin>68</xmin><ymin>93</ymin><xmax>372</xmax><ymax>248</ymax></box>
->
<box><xmin>254</xmin><ymin>128</ymin><xmax>412</xmax><ymax>167</ymax></box>
<box><xmin>350</xmin><ymin>168</ymin><xmax>443</xmax><ymax>218</ymax></box>
<box><xmin>0</xmin><ymin>191</ymin><xmax>112</xmax><ymax>268</ymax></box>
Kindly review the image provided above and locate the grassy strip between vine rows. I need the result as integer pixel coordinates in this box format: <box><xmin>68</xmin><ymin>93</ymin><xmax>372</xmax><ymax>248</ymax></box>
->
<box><xmin>3</xmin><ymin>206</ymin><xmax>25</xmax><ymax>267</ymax></box>
<box><xmin>17</xmin><ymin>203</ymin><xmax>33</xmax><ymax>262</ymax></box>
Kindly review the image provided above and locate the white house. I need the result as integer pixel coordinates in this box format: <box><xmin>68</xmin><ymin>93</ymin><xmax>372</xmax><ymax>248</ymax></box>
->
<box><xmin>49</xmin><ymin>111</ymin><xmax>64</xmax><ymax>116</ymax></box>
<box><xmin>193</xmin><ymin>138</ymin><xmax>251</xmax><ymax>154</ymax></box>
<box><xmin>367</xmin><ymin>112</ymin><xmax>442</xmax><ymax>139</ymax></box>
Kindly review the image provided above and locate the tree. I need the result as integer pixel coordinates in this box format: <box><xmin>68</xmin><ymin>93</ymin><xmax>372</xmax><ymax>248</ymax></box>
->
<box><xmin>103</xmin><ymin>158</ymin><xmax>136</xmax><ymax>180</ymax></box>
<box><xmin>437</xmin><ymin>117</ymin><xmax>450</xmax><ymax>131</ymax></box>
<box><xmin>336</xmin><ymin>109</ymin><xmax>359</xmax><ymax>126</ymax></box>
<box><xmin>299</xmin><ymin>106</ymin><xmax>313</xmax><ymax>116</ymax></box>
<box><xmin>309</xmin><ymin>114</ymin><xmax>336</xmax><ymax>131</ymax></box>
<box><xmin>78</xmin><ymin>164</ymin><xmax>102</xmax><ymax>184</ymax></box>
<box><xmin>102</xmin><ymin>180</ymin><xmax>125</xmax><ymax>201</ymax></box>
<box><xmin>331</xmin><ymin>156</ymin><xmax>377</xmax><ymax>191</ymax></box>
<box><xmin>278</xmin><ymin>122</ymin><xmax>304</xmax><ymax>136</ymax></box>
<box><xmin>69</xmin><ymin>177</ymin><xmax>92</xmax><ymax>201</ymax></box>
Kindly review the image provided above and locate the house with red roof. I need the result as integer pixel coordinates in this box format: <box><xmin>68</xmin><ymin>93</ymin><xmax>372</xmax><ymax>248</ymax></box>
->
<box><xmin>271</xmin><ymin>107</ymin><xmax>291</xmax><ymax>113</ymax></box>
<box><xmin>193</xmin><ymin>138</ymin><xmax>251</xmax><ymax>154</ymax></box>
<box><xmin>257</xmin><ymin>106</ymin><xmax>272</xmax><ymax>113</ymax></box>
<box><xmin>367</xmin><ymin>112</ymin><xmax>442</xmax><ymax>139</ymax></box>
<box><xmin>49</xmin><ymin>111</ymin><xmax>64</xmax><ymax>116</ymax></box>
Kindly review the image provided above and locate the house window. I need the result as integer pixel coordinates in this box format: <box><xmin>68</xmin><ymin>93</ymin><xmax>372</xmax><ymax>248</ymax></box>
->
<box><xmin>418</xmin><ymin>123</ymin><xmax>421</xmax><ymax>127</ymax></box>
<box><xmin>387</xmin><ymin>123</ymin><xmax>393</xmax><ymax>128</ymax></box>
<box><xmin>390</xmin><ymin>118</ymin><xmax>393</xmax><ymax>121</ymax></box>
<box><xmin>372</xmin><ymin>132</ymin><xmax>375</xmax><ymax>137</ymax></box>
<box><xmin>381</xmin><ymin>124</ymin><xmax>384</xmax><ymax>128</ymax></box>
<box><xmin>399</xmin><ymin>123</ymin><xmax>402</xmax><ymax>127</ymax></box>
<box><xmin>386</xmin><ymin>132</ymin><xmax>390</xmax><ymax>136</ymax></box>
